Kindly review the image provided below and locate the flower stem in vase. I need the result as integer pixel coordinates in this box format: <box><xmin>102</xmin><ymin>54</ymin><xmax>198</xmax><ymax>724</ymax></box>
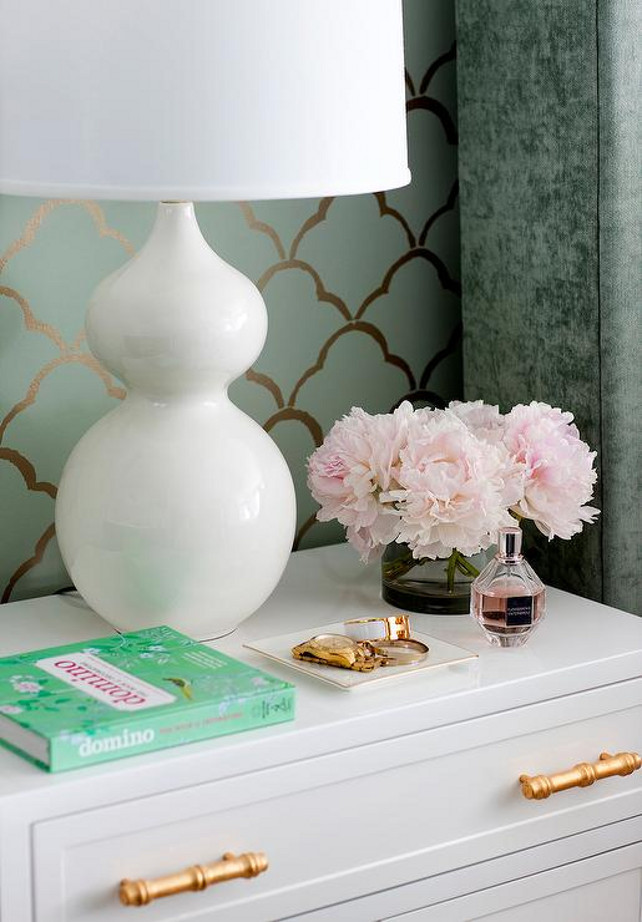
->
<box><xmin>381</xmin><ymin>544</ymin><xmax>420</xmax><ymax>581</ymax></box>
<box><xmin>446</xmin><ymin>550</ymin><xmax>458</xmax><ymax>593</ymax></box>
<box><xmin>381</xmin><ymin>543</ymin><xmax>487</xmax><ymax>615</ymax></box>
<box><xmin>454</xmin><ymin>554</ymin><xmax>481</xmax><ymax>579</ymax></box>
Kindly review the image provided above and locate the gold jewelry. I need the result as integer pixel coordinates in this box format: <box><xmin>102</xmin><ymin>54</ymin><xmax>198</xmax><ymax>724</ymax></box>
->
<box><xmin>291</xmin><ymin>629</ymin><xmax>427</xmax><ymax>672</ymax></box>
<box><xmin>291</xmin><ymin>634</ymin><xmax>385</xmax><ymax>671</ymax></box>
<box><xmin>344</xmin><ymin>615</ymin><xmax>411</xmax><ymax>642</ymax></box>
<box><xmin>372</xmin><ymin>638</ymin><xmax>429</xmax><ymax>666</ymax></box>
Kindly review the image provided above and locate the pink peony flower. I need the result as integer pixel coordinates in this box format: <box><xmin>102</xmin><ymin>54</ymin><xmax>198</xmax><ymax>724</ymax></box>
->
<box><xmin>449</xmin><ymin>400</ymin><xmax>524</xmax><ymax>507</ymax></box>
<box><xmin>308</xmin><ymin>399</ymin><xmax>599</xmax><ymax>562</ymax></box>
<box><xmin>307</xmin><ymin>403</ymin><xmax>413</xmax><ymax>561</ymax></box>
<box><xmin>503</xmin><ymin>402</ymin><xmax>599</xmax><ymax>539</ymax></box>
<box><xmin>382</xmin><ymin>409</ymin><xmax>514</xmax><ymax>559</ymax></box>
<box><xmin>448</xmin><ymin>400</ymin><xmax>505</xmax><ymax>444</ymax></box>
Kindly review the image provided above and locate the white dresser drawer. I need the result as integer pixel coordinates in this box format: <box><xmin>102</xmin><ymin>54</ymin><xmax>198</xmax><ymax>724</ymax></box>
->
<box><xmin>291</xmin><ymin>816</ymin><xmax>642</xmax><ymax>921</ymax></box>
<box><xmin>385</xmin><ymin>840</ymin><xmax>642</xmax><ymax>921</ymax></box>
<box><xmin>33</xmin><ymin>678</ymin><xmax>642</xmax><ymax>922</ymax></box>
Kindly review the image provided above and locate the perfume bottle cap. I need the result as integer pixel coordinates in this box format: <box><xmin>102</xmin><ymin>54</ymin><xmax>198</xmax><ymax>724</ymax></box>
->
<box><xmin>498</xmin><ymin>526</ymin><xmax>522</xmax><ymax>559</ymax></box>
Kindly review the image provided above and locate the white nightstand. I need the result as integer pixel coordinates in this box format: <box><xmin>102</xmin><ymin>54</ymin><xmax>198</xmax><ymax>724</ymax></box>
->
<box><xmin>1</xmin><ymin>543</ymin><xmax>642</xmax><ymax>922</ymax></box>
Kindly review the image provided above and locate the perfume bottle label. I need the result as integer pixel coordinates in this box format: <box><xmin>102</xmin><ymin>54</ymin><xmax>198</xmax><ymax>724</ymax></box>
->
<box><xmin>505</xmin><ymin>596</ymin><xmax>533</xmax><ymax>626</ymax></box>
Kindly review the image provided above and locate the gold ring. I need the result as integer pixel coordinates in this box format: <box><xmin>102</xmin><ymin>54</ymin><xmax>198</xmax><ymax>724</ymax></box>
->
<box><xmin>344</xmin><ymin>615</ymin><xmax>411</xmax><ymax>642</ymax></box>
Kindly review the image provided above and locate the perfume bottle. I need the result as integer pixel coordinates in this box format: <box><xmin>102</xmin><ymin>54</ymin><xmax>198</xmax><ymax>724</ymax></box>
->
<box><xmin>471</xmin><ymin>527</ymin><xmax>546</xmax><ymax>647</ymax></box>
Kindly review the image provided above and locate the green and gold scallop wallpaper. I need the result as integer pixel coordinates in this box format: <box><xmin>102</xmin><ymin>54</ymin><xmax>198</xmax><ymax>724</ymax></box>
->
<box><xmin>0</xmin><ymin>0</ymin><xmax>461</xmax><ymax>603</ymax></box>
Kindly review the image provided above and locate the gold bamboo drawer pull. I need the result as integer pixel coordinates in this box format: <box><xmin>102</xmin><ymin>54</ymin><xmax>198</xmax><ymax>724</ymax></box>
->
<box><xmin>119</xmin><ymin>851</ymin><xmax>268</xmax><ymax>907</ymax></box>
<box><xmin>520</xmin><ymin>751</ymin><xmax>642</xmax><ymax>800</ymax></box>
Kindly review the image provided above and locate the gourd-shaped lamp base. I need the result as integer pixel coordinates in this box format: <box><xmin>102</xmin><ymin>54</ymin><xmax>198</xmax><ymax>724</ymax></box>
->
<box><xmin>55</xmin><ymin>203</ymin><xmax>296</xmax><ymax>639</ymax></box>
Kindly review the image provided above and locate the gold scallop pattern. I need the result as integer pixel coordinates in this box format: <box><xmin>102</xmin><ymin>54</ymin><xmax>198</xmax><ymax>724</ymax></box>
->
<box><xmin>0</xmin><ymin>0</ymin><xmax>461</xmax><ymax>603</ymax></box>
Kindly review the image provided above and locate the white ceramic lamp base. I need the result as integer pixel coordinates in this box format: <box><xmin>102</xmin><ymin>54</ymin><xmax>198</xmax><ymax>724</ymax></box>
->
<box><xmin>55</xmin><ymin>203</ymin><xmax>296</xmax><ymax>640</ymax></box>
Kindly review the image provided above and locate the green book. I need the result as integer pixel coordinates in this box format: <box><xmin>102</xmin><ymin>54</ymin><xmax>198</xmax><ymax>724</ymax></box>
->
<box><xmin>0</xmin><ymin>626</ymin><xmax>295</xmax><ymax>772</ymax></box>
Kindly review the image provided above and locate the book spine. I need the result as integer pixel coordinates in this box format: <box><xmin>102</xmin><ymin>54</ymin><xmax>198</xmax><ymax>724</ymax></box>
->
<box><xmin>48</xmin><ymin>686</ymin><xmax>295</xmax><ymax>771</ymax></box>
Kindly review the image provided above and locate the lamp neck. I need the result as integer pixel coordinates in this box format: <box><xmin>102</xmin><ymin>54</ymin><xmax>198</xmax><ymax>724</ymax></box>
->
<box><xmin>141</xmin><ymin>201</ymin><xmax>209</xmax><ymax>258</ymax></box>
<box><xmin>85</xmin><ymin>199</ymin><xmax>268</xmax><ymax>401</ymax></box>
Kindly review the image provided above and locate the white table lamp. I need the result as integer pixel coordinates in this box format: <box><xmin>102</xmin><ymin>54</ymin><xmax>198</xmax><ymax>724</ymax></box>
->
<box><xmin>0</xmin><ymin>0</ymin><xmax>410</xmax><ymax>639</ymax></box>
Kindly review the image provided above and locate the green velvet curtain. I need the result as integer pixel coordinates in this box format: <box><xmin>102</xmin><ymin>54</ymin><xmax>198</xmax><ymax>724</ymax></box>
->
<box><xmin>456</xmin><ymin>0</ymin><xmax>641</xmax><ymax>614</ymax></box>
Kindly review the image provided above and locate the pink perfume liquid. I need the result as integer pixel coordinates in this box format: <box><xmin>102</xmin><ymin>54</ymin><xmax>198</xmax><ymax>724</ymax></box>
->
<box><xmin>471</xmin><ymin>578</ymin><xmax>546</xmax><ymax>647</ymax></box>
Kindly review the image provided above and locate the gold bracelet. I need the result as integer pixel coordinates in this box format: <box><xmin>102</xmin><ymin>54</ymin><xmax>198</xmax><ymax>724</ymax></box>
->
<box><xmin>344</xmin><ymin>615</ymin><xmax>411</xmax><ymax>642</ymax></box>
<box><xmin>373</xmin><ymin>638</ymin><xmax>429</xmax><ymax>666</ymax></box>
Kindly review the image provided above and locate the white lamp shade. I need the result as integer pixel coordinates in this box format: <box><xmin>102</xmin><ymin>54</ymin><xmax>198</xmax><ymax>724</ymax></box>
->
<box><xmin>0</xmin><ymin>0</ymin><xmax>410</xmax><ymax>201</ymax></box>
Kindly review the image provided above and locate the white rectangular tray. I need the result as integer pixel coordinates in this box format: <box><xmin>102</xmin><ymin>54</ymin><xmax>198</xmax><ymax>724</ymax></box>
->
<box><xmin>244</xmin><ymin>622</ymin><xmax>478</xmax><ymax>690</ymax></box>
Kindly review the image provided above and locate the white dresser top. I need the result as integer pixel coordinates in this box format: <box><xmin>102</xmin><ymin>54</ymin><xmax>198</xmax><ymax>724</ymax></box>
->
<box><xmin>1</xmin><ymin>543</ymin><xmax>641</xmax><ymax>802</ymax></box>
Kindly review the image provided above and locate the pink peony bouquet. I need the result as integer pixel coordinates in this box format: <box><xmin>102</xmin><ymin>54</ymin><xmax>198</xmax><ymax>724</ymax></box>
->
<box><xmin>307</xmin><ymin>400</ymin><xmax>599</xmax><ymax>567</ymax></box>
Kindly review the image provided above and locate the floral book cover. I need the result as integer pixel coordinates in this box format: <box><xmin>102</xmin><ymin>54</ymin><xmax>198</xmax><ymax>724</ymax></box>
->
<box><xmin>0</xmin><ymin>627</ymin><xmax>295</xmax><ymax>772</ymax></box>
